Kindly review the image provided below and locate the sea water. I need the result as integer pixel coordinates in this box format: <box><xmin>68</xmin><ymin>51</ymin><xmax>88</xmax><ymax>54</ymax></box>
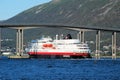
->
<box><xmin>0</xmin><ymin>58</ymin><xmax>120</xmax><ymax>80</ymax></box>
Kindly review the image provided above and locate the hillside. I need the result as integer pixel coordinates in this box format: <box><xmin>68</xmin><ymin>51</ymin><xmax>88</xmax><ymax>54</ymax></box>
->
<box><xmin>4</xmin><ymin>0</ymin><xmax>120</xmax><ymax>28</ymax></box>
<box><xmin>2</xmin><ymin>0</ymin><xmax>120</xmax><ymax>51</ymax></box>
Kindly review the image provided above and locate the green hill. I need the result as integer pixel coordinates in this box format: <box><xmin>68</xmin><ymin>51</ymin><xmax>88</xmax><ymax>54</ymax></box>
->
<box><xmin>2</xmin><ymin>0</ymin><xmax>120</xmax><ymax>51</ymax></box>
<box><xmin>5</xmin><ymin>0</ymin><xmax>120</xmax><ymax>28</ymax></box>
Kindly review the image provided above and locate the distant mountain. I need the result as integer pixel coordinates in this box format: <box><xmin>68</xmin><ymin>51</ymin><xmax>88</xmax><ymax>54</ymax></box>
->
<box><xmin>4</xmin><ymin>0</ymin><xmax>120</xmax><ymax>28</ymax></box>
<box><xmin>0</xmin><ymin>20</ymin><xmax>5</xmax><ymax>23</ymax></box>
<box><xmin>2</xmin><ymin>0</ymin><xmax>120</xmax><ymax>51</ymax></box>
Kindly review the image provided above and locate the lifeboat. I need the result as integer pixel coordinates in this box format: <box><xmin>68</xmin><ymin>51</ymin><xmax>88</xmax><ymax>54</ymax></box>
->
<box><xmin>42</xmin><ymin>44</ymin><xmax>54</xmax><ymax>48</ymax></box>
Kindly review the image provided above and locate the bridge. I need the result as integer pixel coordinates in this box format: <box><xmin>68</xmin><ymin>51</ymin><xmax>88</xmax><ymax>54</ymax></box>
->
<box><xmin>0</xmin><ymin>23</ymin><xmax>120</xmax><ymax>59</ymax></box>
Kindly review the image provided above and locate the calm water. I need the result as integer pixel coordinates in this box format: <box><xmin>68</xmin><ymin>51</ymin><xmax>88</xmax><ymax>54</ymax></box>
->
<box><xmin>0</xmin><ymin>58</ymin><xmax>120</xmax><ymax>80</ymax></box>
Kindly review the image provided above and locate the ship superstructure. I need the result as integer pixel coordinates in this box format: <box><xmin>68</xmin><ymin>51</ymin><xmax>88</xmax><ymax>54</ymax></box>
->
<box><xmin>25</xmin><ymin>35</ymin><xmax>91</xmax><ymax>58</ymax></box>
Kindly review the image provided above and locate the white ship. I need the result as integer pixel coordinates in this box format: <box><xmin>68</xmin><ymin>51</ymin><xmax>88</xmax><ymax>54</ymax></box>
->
<box><xmin>25</xmin><ymin>34</ymin><xmax>91</xmax><ymax>58</ymax></box>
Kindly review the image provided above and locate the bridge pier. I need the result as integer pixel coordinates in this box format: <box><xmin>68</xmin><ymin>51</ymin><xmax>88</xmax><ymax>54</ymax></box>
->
<box><xmin>0</xmin><ymin>27</ymin><xmax>2</xmax><ymax>54</ymax></box>
<box><xmin>16</xmin><ymin>28</ymin><xmax>24</xmax><ymax>56</ymax></box>
<box><xmin>112</xmin><ymin>32</ymin><xmax>116</xmax><ymax>59</ymax></box>
<box><xmin>78</xmin><ymin>31</ymin><xmax>85</xmax><ymax>43</ymax></box>
<box><xmin>95</xmin><ymin>30</ymin><xmax>100</xmax><ymax>59</ymax></box>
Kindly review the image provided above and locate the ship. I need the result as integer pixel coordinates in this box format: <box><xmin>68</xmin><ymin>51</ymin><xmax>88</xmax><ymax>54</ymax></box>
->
<box><xmin>25</xmin><ymin>34</ymin><xmax>91</xmax><ymax>58</ymax></box>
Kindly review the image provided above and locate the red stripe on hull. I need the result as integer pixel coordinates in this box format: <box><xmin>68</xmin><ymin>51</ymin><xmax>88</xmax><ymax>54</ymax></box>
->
<box><xmin>28</xmin><ymin>52</ymin><xmax>90</xmax><ymax>57</ymax></box>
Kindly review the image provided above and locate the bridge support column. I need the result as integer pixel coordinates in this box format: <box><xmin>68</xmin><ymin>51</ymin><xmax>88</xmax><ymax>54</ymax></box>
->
<box><xmin>79</xmin><ymin>31</ymin><xmax>85</xmax><ymax>43</ymax></box>
<box><xmin>112</xmin><ymin>32</ymin><xmax>116</xmax><ymax>59</ymax></box>
<box><xmin>0</xmin><ymin>28</ymin><xmax>1</xmax><ymax>54</ymax></box>
<box><xmin>16</xmin><ymin>29</ymin><xmax>18</xmax><ymax>54</ymax></box>
<box><xmin>16</xmin><ymin>29</ymin><xmax>24</xmax><ymax>56</ymax></box>
<box><xmin>95</xmin><ymin>30</ymin><xmax>100</xmax><ymax>59</ymax></box>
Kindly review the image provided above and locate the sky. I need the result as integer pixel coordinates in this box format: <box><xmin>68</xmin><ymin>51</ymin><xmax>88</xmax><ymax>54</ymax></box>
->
<box><xmin>0</xmin><ymin>0</ymin><xmax>51</xmax><ymax>20</ymax></box>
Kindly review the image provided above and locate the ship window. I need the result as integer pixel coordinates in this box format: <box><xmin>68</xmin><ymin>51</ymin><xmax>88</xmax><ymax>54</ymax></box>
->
<box><xmin>83</xmin><ymin>44</ymin><xmax>88</xmax><ymax>47</ymax></box>
<box><xmin>56</xmin><ymin>43</ymin><xmax>63</xmax><ymax>45</ymax></box>
<box><xmin>77</xmin><ymin>45</ymin><xmax>82</xmax><ymax>47</ymax></box>
<box><xmin>74</xmin><ymin>43</ymin><xmax>80</xmax><ymax>44</ymax></box>
<box><xmin>40</xmin><ymin>41</ymin><xmax>46</xmax><ymax>43</ymax></box>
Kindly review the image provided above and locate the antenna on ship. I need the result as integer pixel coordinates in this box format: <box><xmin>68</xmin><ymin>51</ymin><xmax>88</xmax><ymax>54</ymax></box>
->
<box><xmin>56</xmin><ymin>34</ymin><xmax>58</xmax><ymax>40</ymax></box>
<box><xmin>60</xmin><ymin>34</ymin><xmax>64</xmax><ymax>40</ymax></box>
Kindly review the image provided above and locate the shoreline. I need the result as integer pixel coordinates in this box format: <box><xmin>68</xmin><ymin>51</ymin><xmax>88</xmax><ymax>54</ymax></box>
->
<box><xmin>1</xmin><ymin>55</ymin><xmax>120</xmax><ymax>59</ymax></box>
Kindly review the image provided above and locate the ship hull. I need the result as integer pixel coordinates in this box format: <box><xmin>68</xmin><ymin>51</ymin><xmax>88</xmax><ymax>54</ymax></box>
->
<box><xmin>28</xmin><ymin>52</ymin><xmax>91</xmax><ymax>58</ymax></box>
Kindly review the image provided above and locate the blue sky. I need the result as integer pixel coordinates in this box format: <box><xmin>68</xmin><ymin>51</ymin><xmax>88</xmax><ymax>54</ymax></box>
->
<box><xmin>0</xmin><ymin>0</ymin><xmax>51</xmax><ymax>20</ymax></box>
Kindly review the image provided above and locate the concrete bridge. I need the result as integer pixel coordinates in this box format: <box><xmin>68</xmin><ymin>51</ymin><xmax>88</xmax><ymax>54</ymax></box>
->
<box><xmin>0</xmin><ymin>23</ymin><xmax>120</xmax><ymax>59</ymax></box>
